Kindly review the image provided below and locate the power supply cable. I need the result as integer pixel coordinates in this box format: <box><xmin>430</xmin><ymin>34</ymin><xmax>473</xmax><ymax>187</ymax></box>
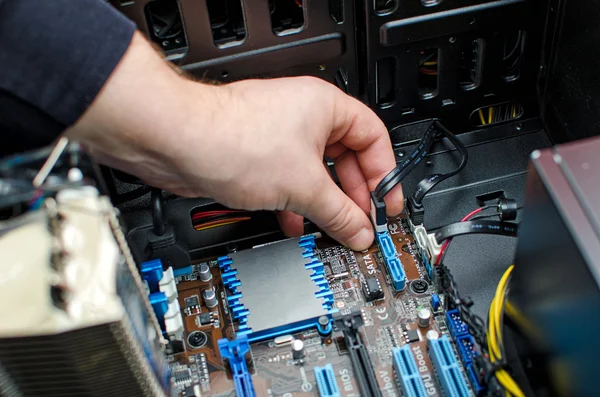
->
<box><xmin>488</xmin><ymin>265</ymin><xmax>525</xmax><ymax>397</ymax></box>
<box><xmin>436</xmin><ymin>206</ymin><xmax>490</xmax><ymax>265</ymax></box>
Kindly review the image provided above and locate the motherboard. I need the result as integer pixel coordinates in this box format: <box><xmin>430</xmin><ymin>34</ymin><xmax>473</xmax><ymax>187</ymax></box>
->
<box><xmin>164</xmin><ymin>215</ymin><xmax>480</xmax><ymax>397</ymax></box>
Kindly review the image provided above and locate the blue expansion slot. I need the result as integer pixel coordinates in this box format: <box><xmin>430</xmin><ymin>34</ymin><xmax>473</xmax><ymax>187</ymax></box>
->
<box><xmin>446</xmin><ymin>309</ymin><xmax>469</xmax><ymax>339</ymax></box>
<box><xmin>428</xmin><ymin>336</ymin><xmax>471</xmax><ymax>397</ymax></box>
<box><xmin>375</xmin><ymin>231</ymin><xmax>406</xmax><ymax>290</ymax></box>
<box><xmin>392</xmin><ymin>345</ymin><xmax>427</xmax><ymax>397</ymax></box>
<box><xmin>456</xmin><ymin>334</ymin><xmax>477</xmax><ymax>365</ymax></box>
<box><xmin>218</xmin><ymin>336</ymin><xmax>256</xmax><ymax>397</ymax></box>
<box><xmin>467</xmin><ymin>364</ymin><xmax>486</xmax><ymax>396</ymax></box>
<box><xmin>314</xmin><ymin>364</ymin><xmax>341</xmax><ymax>397</ymax></box>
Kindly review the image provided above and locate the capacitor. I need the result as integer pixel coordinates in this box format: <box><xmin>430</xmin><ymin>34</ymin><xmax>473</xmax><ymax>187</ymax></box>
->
<box><xmin>199</xmin><ymin>263</ymin><xmax>213</xmax><ymax>282</ymax></box>
<box><xmin>417</xmin><ymin>308</ymin><xmax>432</xmax><ymax>328</ymax></box>
<box><xmin>426</xmin><ymin>330</ymin><xmax>440</xmax><ymax>341</ymax></box>
<box><xmin>291</xmin><ymin>339</ymin><xmax>305</xmax><ymax>360</ymax></box>
<box><xmin>203</xmin><ymin>289</ymin><xmax>218</xmax><ymax>308</ymax></box>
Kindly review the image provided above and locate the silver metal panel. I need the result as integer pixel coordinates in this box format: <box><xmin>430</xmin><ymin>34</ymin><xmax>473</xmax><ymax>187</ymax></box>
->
<box><xmin>229</xmin><ymin>237</ymin><xmax>326</xmax><ymax>333</ymax></box>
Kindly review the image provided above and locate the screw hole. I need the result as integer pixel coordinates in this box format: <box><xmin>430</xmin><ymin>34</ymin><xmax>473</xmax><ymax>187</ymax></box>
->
<box><xmin>469</xmin><ymin>18</ymin><xmax>475</xmax><ymax>25</ymax></box>
<box><xmin>449</xmin><ymin>37</ymin><xmax>456</xmax><ymax>43</ymax></box>
<box><xmin>221</xmin><ymin>70</ymin><xmax>229</xmax><ymax>77</ymax></box>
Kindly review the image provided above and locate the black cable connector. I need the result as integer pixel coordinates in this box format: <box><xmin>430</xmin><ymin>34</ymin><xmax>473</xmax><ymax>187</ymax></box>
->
<box><xmin>369</xmin><ymin>192</ymin><xmax>387</xmax><ymax>233</ymax></box>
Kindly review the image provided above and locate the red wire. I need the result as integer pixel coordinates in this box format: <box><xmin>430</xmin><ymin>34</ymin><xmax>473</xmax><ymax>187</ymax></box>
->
<box><xmin>435</xmin><ymin>207</ymin><xmax>485</xmax><ymax>266</ymax></box>
<box><xmin>191</xmin><ymin>210</ymin><xmax>242</xmax><ymax>220</ymax></box>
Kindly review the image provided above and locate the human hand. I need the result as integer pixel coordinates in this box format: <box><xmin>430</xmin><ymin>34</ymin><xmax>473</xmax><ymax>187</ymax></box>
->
<box><xmin>68</xmin><ymin>33</ymin><xmax>403</xmax><ymax>250</ymax></box>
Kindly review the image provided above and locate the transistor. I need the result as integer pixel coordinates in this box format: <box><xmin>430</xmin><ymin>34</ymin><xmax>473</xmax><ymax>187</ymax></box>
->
<box><xmin>184</xmin><ymin>295</ymin><xmax>201</xmax><ymax>316</ymax></box>
<box><xmin>198</xmin><ymin>312</ymin><xmax>213</xmax><ymax>326</ymax></box>
<box><xmin>406</xmin><ymin>329</ymin><xmax>420</xmax><ymax>343</ymax></box>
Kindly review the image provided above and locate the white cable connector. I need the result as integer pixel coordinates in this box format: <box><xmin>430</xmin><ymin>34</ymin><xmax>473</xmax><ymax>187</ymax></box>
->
<box><xmin>413</xmin><ymin>225</ymin><xmax>444</xmax><ymax>265</ymax></box>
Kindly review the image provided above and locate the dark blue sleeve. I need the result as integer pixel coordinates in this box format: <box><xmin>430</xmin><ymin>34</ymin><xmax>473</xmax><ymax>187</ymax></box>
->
<box><xmin>0</xmin><ymin>0</ymin><xmax>136</xmax><ymax>155</ymax></box>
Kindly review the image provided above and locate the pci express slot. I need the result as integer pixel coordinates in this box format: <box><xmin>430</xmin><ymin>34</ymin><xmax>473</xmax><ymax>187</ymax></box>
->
<box><xmin>392</xmin><ymin>345</ymin><xmax>427</xmax><ymax>397</ymax></box>
<box><xmin>428</xmin><ymin>336</ymin><xmax>471</xmax><ymax>397</ymax></box>
<box><xmin>335</xmin><ymin>311</ymin><xmax>382</xmax><ymax>397</ymax></box>
<box><xmin>376</xmin><ymin>231</ymin><xmax>406</xmax><ymax>290</ymax></box>
<box><xmin>314</xmin><ymin>364</ymin><xmax>341</xmax><ymax>397</ymax></box>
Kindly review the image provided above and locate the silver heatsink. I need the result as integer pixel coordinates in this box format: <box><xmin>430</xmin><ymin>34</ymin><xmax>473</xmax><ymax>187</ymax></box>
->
<box><xmin>0</xmin><ymin>188</ymin><xmax>169</xmax><ymax>397</ymax></box>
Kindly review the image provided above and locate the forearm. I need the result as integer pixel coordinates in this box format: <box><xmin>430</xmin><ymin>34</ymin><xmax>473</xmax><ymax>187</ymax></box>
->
<box><xmin>0</xmin><ymin>0</ymin><xmax>135</xmax><ymax>155</ymax></box>
<box><xmin>66</xmin><ymin>32</ymin><xmax>225</xmax><ymax>193</ymax></box>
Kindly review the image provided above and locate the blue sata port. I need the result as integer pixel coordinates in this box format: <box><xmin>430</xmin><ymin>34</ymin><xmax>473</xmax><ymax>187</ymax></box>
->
<box><xmin>428</xmin><ymin>336</ymin><xmax>471</xmax><ymax>397</ymax></box>
<box><xmin>392</xmin><ymin>345</ymin><xmax>427</xmax><ymax>397</ymax></box>
<box><xmin>376</xmin><ymin>231</ymin><xmax>406</xmax><ymax>290</ymax></box>
<box><xmin>456</xmin><ymin>334</ymin><xmax>477</xmax><ymax>365</ymax></box>
<box><xmin>446</xmin><ymin>309</ymin><xmax>469</xmax><ymax>339</ymax></box>
<box><xmin>314</xmin><ymin>364</ymin><xmax>341</xmax><ymax>397</ymax></box>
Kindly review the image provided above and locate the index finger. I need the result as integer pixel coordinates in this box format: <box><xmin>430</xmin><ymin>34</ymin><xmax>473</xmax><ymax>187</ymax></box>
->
<box><xmin>327</xmin><ymin>90</ymin><xmax>404</xmax><ymax>215</ymax></box>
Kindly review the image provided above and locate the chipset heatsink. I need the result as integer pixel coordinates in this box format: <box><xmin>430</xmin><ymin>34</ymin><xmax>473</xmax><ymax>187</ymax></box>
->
<box><xmin>219</xmin><ymin>235</ymin><xmax>335</xmax><ymax>342</ymax></box>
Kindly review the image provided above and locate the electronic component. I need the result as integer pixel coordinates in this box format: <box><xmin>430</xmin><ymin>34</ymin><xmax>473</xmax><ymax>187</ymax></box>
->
<box><xmin>274</xmin><ymin>334</ymin><xmax>294</xmax><ymax>346</ymax></box>
<box><xmin>370</xmin><ymin>192</ymin><xmax>388</xmax><ymax>233</ymax></box>
<box><xmin>417</xmin><ymin>308</ymin><xmax>432</xmax><ymax>328</ymax></box>
<box><xmin>171</xmin><ymin>364</ymin><xmax>193</xmax><ymax>389</ymax></box>
<box><xmin>406</xmin><ymin>329</ymin><xmax>420</xmax><ymax>343</ymax></box>
<box><xmin>159</xmin><ymin>266</ymin><xmax>178</xmax><ymax>302</ymax></box>
<box><xmin>219</xmin><ymin>235</ymin><xmax>335</xmax><ymax>342</ymax></box>
<box><xmin>203</xmin><ymin>289</ymin><xmax>219</xmax><ymax>308</ymax></box>
<box><xmin>142</xmin><ymin>259</ymin><xmax>164</xmax><ymax>292</ymax></box>
<box><xmin>335</xmin><ymin>311</ymin><xmax>383</xmax><ymax>397</ymax></box>
<box><xmin>291</xmin><ymin>339</ymin><xmax>305</xmax><ymax>360</ymax></box>
<box><xmin>0</xmin><ymin>188</ymin><xmax>170</xmax><ymax>396</ymax></box>
<box><xmin>363</xmin><ymin>276</ymin><xmax>384</xmax><ymax>302</ymax></box>
<box><xmin>431</xmin><ymin>294</ymin><xmax>441</xmax><ymax>311</ymax></box>
<box><xmin>426</xmin><ymin>330</ymin><xmax>440</xmax><ymax>340</ymax></box>
<box><xmin>457</xmin><ymin>334</ymin><xmax>477</xmax><ymax>365</ymax></box>
<box><xmin>317</xmin><ymin>315</ymin><xmax>333</xmax><ymax>336</ymax></box>
<box><xmin>218</xmin><ymin>336</ymin><xmax>256</xmax><ymax>397</ymax></box>
<box><xmin>199</xmin><ymin>263</ymin><xmax>213</xmax><ymax>282</ymax></box>
<box><xmin>446</xmin><ymin>309</ymin><xmax>469</xmax><ymax>338</ymax></box>
<box><xmin>314</xmin><ymin>364</ymin><xmax>341</xmax><ymax>397</ymax></box>
<box><xmin>184</xmin><ymin>295</ymin><xmax>201</xmax><ymax>315</ymax></box>
<box><xmin>413</xmin><ymin>225</ymin><xmax>443</xmax><ymax>272</ymax></box>
<box><xmin>429</xmin><ymin>336</ymin><xmax>471</xmax><ymax>397</ymax></box>
<box><xmin>392</xmin><ymin>345</ymin><xmax>427</xmax><ymax>397</ymax></box>
<box><xmin>467</xmin><ymin>363</ymin><xmax>486</xmax><ymax>396</ymax></box>
<box><xmin>197</xmin><ymin>312</ymin><xmax>213</xmax><ymax>326</ymax></box>
<box><xmin>375</xmin><ymin>231</ymin><xmax>406</xmax><ymax>290</ymax></box>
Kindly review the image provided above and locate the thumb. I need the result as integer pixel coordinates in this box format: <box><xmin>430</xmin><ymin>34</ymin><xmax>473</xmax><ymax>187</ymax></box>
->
<box><xmin>303</xmin><ymin>169</ymin><xmax>374</xmax><ymax>251</ymax></box>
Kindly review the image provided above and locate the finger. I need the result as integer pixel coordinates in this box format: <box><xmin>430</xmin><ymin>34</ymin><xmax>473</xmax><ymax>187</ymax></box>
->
<box><xmin>276</xmin><ymin>210</ymin><xmax>305</xmax><ymax>237</ymax></box>
<box><xmin>329</xmin><ymin>91</ymin><xmax>404</xmax><ymax>215</ymax></box>
<box><xmin>303</xmin><ymin>168</ymin><xmax>374</xmax><ymax>251</ymax></box>
<box><xmin>334</xmin><ymin>151</ymin><xmax>370</xmax><ymax>214</ymax></box>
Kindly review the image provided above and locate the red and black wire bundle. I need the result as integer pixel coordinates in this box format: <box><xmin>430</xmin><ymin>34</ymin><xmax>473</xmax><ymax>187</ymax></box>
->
<box><xmin>191</xmin><ymin>210</ymin><xmax>254</xmax><ymax>231</ymax></box>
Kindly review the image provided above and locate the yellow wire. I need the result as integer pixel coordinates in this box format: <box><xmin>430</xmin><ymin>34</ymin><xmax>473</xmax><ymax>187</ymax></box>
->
<box><xmin>512</xmin><ymin>104</ymin><xmax>517</xmax><ymax>118</ymax></box>
<box><xmin>479</xmin><ymin>109</ymin><xmax>486</xmax><ymax>125</ymax></box>
<box><xmin>423</xmin><ymin>61</ymin><xmax>438</xmax><ymax>66</ymax></box>
<box><xmin>486</xmin><ymin>265</ymin><xmax>525</xmax><ymax>397</ymax></box>
<box><xmin>194</xmin><ymin>220</ymin><xmax>244</xmax><ymax>231</ymax></box>
<box><xmin>488</xmin><ymin>107</ymin><xmax>494</xmax><ymax>124</ymax></box>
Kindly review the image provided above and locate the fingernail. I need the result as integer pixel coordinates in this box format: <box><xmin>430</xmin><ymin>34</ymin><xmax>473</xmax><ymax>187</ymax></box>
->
<box><xmin>347</xmin><ymin>227</ymin><xmax>374</xmax><ymax>251</ymax></box>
